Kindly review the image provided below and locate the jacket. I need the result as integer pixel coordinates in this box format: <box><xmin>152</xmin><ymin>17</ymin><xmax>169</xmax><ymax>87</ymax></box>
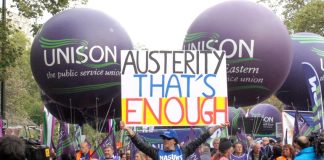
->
<box><xmin>248</xmin><ymin>151</ymin><xmax>267</xmax><ymax>160</ymax></box>
<box><xmin>295</xmin><ymin>147</ymin><xmax>319</xmax><ymax>160</ymax></box>
<box><xmin>130</xmin><ymin>131</ymin><xmax>211</xmax><ymax>160</ymax></box>
<box><xmin>75</xmin><ymin>150</ymin><xmax>95</xmax><ymax>160</ymax></box>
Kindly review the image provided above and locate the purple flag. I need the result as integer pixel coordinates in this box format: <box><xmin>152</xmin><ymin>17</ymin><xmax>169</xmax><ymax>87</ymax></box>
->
<box><xmin>186</xmin><ymin>127</ymin><xmax>201</xmax><ymax>160</ymax></box>
<box><xmin>91</xmin><ymin>119</ymin><xmax>118</xmax><ymax>159</ymax></box>
<box><xmin>236</xmin><ymin>129</ymin><xmax>248</xmax><ymax>151</ymax></box>
<box><xmin>56</xmin><ymin>122</ymin><xmax>75</xmax><ymax>160</ymax></box>
<box><xmin>0</xmin><ymin>116</ymin><xmax>3</xmax><ymax>137</ymax></box>
<box><xmin>130</xmin><ymin>141</ymin><xmax>138</xmax><ymax>160</ymax></box>
<box><xmin>293</xmin><ymin>109</ymin><xmax>310</xmax><ymax>137</ymax></box>
<box><xmin>293</xmin><ymin>110</ymin><xmax>300</xmax><ymax>138</ymax></box>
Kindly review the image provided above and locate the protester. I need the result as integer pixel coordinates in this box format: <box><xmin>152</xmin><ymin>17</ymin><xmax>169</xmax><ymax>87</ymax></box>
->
<box><xmin>99</xmin><ymin>145</ymin><xmax>119</xmax><ymax>160</ymax></box>
<box><xmin>231</xmin><ymin>142</ymin><xmax>248</xmax><ymax>160</ymax></box>
<box><xmin>75</xmin><ymin>141</ymin><xmax>95</xmax><ymax>160</ymax></box>
<box><xmin>212</xmin><ymin>138</ymin><xmax>233</xmax><ymax>160</ymax></box>
<box><xmin>275</xmin><ymin>144</ymin><xmax>294</xmax><ymax>160</ymax></box>
<box><xmin>272</xmin><ymin>146</ymin><xmax>282</xmax><ymax>160</ymax></box>
<box><xmin>294</xmin><ymin>136</ymin><xmax>319</xmax><ymax>160</ymax></box>
<box><xmin>134</xmin><ymin>151</ymin><xmax>145</xmax><ymax>160</ymax></box>
<box><xmin>211</xmin><ymin>138</ymin><xmax>221</xmax><ymax>156</ymax></box>
<box><xmin>248</xmin><ymin>143</ymin><xmax>267</xmax><ymax>160</ymax></box>
<box><xmin>199</xmin><ymin>143</ymin><xmax>211</xmax><ymax>160</ymax></box>
<box><xmin>261</xmin><ymin>137</ymin><xmax>273</xmax><ymax>160</ymax></box>
<box><xmin>119</xmin><ymin>153</ymin><xmax>126</xmax><ymax>160</ymax></box>
<box><xmin>246</xmin><ymin>136</ymin><xmax>254</xmax><ymax>154</ymax></box>
<box><xmin>126</xmin><ymin>150</ymin><xmax>130</xmax><ymax>160</ymax></box>
<box><xmin>0</xmin><ymin>135</ymin><xmax>26</xmax><ymax>160</ymax></box>
<box><xmin>121</xmin><ymin>121</ymin><xmax>229</xmax><ymax>160</ymax></box>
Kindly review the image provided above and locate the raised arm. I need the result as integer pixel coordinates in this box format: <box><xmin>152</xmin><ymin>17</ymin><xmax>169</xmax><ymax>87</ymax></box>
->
<box><xmin>183</xmin><ymin>122</ymin><xmax>229</xmax><ymax>158</ymax></box>
<box><xmin>120</xmin><ymin>122</ymin><xmax>158</xmax><ymax>159</ymax></box>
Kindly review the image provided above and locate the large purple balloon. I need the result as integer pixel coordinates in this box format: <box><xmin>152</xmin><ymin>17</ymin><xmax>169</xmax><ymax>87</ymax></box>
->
<box><xmin>31</xmin><ymin>8</ymin><xmax>133</xmax><ymax>109</ymax></box>
<box><xmin>183</xmin><ymin>1</ymin><xmax>292</xmax><ymax>107</ymax></box>
<box><xmin>41</xmin><ymin>92</ymin><xmax>86</xmax><ymax>124</ymax></box>
<box><xmin>276</xmin><ymin>33</ymin><xmax>324</xmax><ymax>110</ymax></box>
<box><xmin>248</xmin><ymin>103</ymin><xmax>281</xmax><ymax>134</ymax></box>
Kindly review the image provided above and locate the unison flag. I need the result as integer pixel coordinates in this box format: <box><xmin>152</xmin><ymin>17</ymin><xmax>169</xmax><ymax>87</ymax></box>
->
<box><xmin>302</xmin><ymin>62</ymin><xmax>324</xmax><ymax>131</ymax></box>
<box><xmin>56</xmin><ymin>122</ymin><xmax>75</xmax><ymax>160</ymax></box>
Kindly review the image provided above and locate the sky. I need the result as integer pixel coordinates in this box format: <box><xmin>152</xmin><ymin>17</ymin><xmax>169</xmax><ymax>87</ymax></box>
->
<box><xmin>22</xmin><ymin>0</ymin><xmax>270</xmax><ymax>50</ymax></box>
<box><xmin>82</xmin><ymin>0</ymin><xmax>261</xmax><ymax>50</ymax></box>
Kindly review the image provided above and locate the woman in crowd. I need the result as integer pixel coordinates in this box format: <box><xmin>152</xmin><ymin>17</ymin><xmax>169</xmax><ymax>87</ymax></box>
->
<box><xmin>231</xmin><ymin>142</ymin><xmax>248</xmax><ymax>160</ymax></box>
<box><xmin>276</xmin><ymin>144</ymin><xmax>294</xmax><ymax>160</ymax></box>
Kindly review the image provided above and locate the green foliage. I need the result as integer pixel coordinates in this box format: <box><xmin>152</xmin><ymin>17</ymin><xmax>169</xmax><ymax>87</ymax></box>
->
<box><xmin>11</xmin><ymin>0</ymin><xmax>88</xmax><ymax>36</ymax></box>
<box><xmin>0</xmin><ymin>20</ymin><xmax>24</xmax><ymax>79</ymax></box>
<box><xmin>259</xmin><ymin>0</ymin><xmax>324</xmax><ymax>36</ymax></box>
<box><xmin>82</xmin><ymin>123</ymin><xmax>107</xmax><ymax>148</ymax></box>
<box><xmin>5</xmin><ymin>31</ymin><xmax>44</xmax><ymax>125</ymax></box>
<box><xmin>0</xmin><ymin>0</ymin><xmax>89</xmax><ymax>80</ymax></box>
<box><xmin>287</xmin><ymin>0</ymin><xmax>324</xmax><ymax>35</ymax></box>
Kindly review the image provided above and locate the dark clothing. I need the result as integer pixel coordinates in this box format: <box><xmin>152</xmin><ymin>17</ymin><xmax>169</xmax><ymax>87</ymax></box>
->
<box><xmin>130</xmin><ymin>131</ymin><xmax>211</xmax><ymax>160</ymax></box>
<box><xmin>261</xmin><ymin>145</ymin><xmax>273</xmax><ymax>160</ymax></box>
<box><xmin>248</xmin><ymin>151</ymin><xmax>267</xmax><ymax>160</ymax></box>
<box><xmin>210</xmin><ymin>148</ymin><xmax>219</xmax><ymax>156</ymax></box>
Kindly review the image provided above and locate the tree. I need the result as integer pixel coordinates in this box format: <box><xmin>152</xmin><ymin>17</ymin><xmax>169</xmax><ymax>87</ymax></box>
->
<box><xmin>259</xmin><ymin>0</ymin><xmax>324</xmax><ymax>36</ymax></box>
<box><xmin>1</xmin><ymin>0</ymin><xmax>89</xmax><ymax>126</ymax></box>
<box><xmin>288</xmin><ymin>0</ymin><xmax>324</xmax><ymax>35</ymax></box>
<box><xmin>0</xmin><ymin>0</ymin><xmax>88</xmax><ymax>80</ymax></box>
<box><xmin>12</xmin><ymin>0</ymin><xmax>88</xmax><ymax>36</ymax></box>
<box><xmin>5</xmin><ymin>31</ymin><xmax>44</xmax><ymax>125</ymax></box>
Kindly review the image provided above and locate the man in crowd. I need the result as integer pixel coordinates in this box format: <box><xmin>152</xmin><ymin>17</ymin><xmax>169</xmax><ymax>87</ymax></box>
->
<box><xmin>211</xmin><ymin>137</ymin><xmax>220</xmax><ymax>156</ymax></box>
<box><xmin>121</xmin><ymin>121</ymin><xmax>228</xmax><ymax>160</ymax></box>
<box><xmin>99</xmin><ymin>145</ymin><xmax>119</xmax><ymax>160</ymax></box>
<box><xmin>261</xmin><ymin>137</ymin><xmax>273</xmax><ymax>160</ymax></box>
<box><xmin>294</xmin><ymin>136</ymin><xmax>319</xmax><ymax>160</ymax></box>
<box><xmin>76</xmin><ymin>141</ymin><xmax>95</xmax><ymax>160</ymax></box>
<box><xmin>199</xmin><ymin>143</ymin><xmax>211</xmax><ymax>160</ymax></box>
<box><xmin>248</xmin><ymin>143</ymin><xmax>267</xmax><ymax>160</ymax></box>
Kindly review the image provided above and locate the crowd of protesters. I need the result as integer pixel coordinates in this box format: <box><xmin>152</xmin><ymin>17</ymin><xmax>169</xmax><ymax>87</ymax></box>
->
<box><xmin>0</xmin><ymin>127</ymin><xmax>323</xmax><ymax>160</ymax></box>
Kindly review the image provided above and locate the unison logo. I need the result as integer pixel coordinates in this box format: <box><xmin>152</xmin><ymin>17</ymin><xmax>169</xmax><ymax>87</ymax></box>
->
<box><xmin>40</xmin><ymin>37</ymin><xmax>118</xmax><ymax>68</ymax></box>
<box><xmin>183</xmin><ymin>32</ymin><xmax>255</xmax><ymax>59</ymax></box>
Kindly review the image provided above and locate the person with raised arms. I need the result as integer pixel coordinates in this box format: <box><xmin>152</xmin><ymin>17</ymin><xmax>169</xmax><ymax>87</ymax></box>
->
<box><xmin>120</xmin><ymin>121</ymin><xmax>229</xmax><ymax>160</ymax></box>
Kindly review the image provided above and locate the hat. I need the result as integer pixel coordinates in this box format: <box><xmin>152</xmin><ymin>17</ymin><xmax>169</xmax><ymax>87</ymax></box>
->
<box><xmin>219</xmin><ymin>140</ymin><xmax>232</xmax><ymax>153</ymax></box>
<box><xmin>160</xmin><ymin>129</ymin><xmax>179</xmax><ymax>143</ymax></box>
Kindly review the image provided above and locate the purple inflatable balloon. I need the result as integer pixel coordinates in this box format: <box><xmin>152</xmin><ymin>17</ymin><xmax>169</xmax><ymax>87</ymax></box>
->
<box><xmin>276</xmin><ymin>33</ymin><xmax>324</xmax><ymax>110</ymax></box>
<box><xmin>41</xmin><ymin>92</ymin><xmax>85</xmax><ymax>124</ymax></box>
<box><xmin>248</xmin><ymin>103</ymin><xmax>281</xmax><ymax>134</ymax></box>
<box><xmin>183</xmin><ymin>1</ymin><xmax>292</xmax><ymax>107</ymax></box>
<box><xmin>31</xmin><ymin>8</ymin><xmax>133</xmax><ymax>109</ymax></box>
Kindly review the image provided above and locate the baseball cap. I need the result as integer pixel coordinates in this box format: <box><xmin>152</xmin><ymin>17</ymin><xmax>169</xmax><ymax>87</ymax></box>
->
<box><xmin>160</xmin><ymin>129</ymin><xmax>179</xmax><ymax>143</ymax></box>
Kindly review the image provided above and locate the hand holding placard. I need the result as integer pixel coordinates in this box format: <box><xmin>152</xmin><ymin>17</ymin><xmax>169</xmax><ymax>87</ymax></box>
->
<box><xmin>208</xmin><ymin>122</ymin><xmax>230</xmax><ymax>135</ymax></box>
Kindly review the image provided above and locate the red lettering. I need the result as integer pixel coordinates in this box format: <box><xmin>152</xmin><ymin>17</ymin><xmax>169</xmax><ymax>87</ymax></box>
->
<box><xmin>214</xmin><ymin>97</ymin><xmax>217</xmax><ymax>124</ymax></box>
<box><xmin>225</xmin><ymin>97</ymin><xmax>228</xmax><ymax>123</ymax></box>
<box><xmin>143</xmin><ymin>98</ymin><xmax>162</xmax><ymax>124</ymax></box>
<box><xmin>126</xmin><ymin>98</ymin><xmax>142</xmax><ymax>124</ymax></box>
<box><xmin>201</xmin><ymin>97</ymin><xmax>214</xmax><ymax>124</ymax></box>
